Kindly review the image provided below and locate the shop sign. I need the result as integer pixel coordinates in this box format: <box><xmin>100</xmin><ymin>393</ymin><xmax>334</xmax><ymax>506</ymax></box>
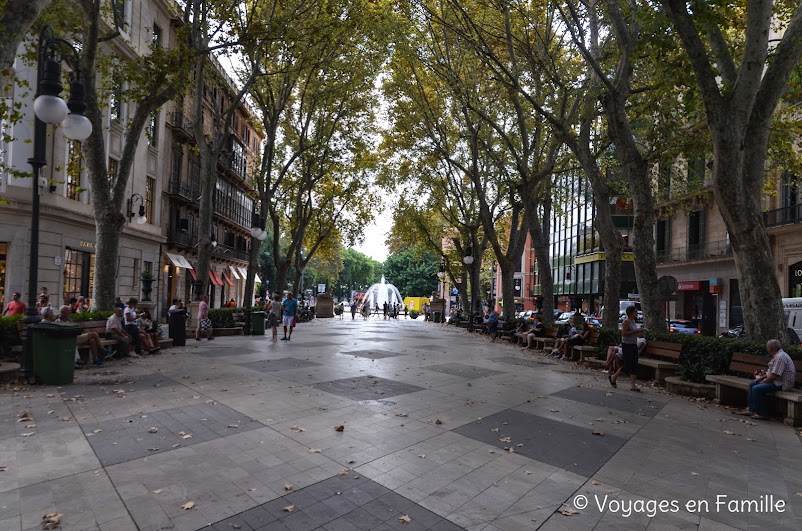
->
<box><xmin>79</xmin><ymin>241</ymin><xmax>95</xmax><ymax>249</ymax></box>
<box><xmin>677</xmin><ymin>281</ymin><xmax>701</xmax><ymax>291</ymax></box>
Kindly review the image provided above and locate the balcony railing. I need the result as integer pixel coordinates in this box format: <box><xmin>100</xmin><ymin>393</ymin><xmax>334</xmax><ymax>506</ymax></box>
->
<box><xmin>764</xmin><ymin>204</ymin><xmax>802</xmax><ymax>228</ymax></box>
<box><xmin>656</xmin><ymin>239</ymin><xmax>733</xmax><ymax>264</ymax></box>
<box><xmin>169</xmin><ymin>176</ymin><xmax>201</xmax><ymax>201</ymax></box>
<box><xmin>167</xmin><ymin>227</ymin><xmax>197</xmax><ymax>248</ymax></box>
<box><xmin>213</xmin><ymin>243</ymin><xmax>249</xmax><ymax>262</ymax></box>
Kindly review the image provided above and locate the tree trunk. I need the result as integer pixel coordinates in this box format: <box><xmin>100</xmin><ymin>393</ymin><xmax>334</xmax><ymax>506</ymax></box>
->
<box><xmin>527</xmin><ymin>209</ymin><xmax>554</xmax><ymax>324</ymax></box>
<box><xmin>93</xmin><ymin>210</ymin><xmax>125</xmax><ymax>308</ymax></box>
<box><xmin>602</xmin><ymin>95</ymin><xmax>666</xmax><ymax>332</ymax></box>
<box><xmin>0</xmin><ymin>0</ymin><xmax>50</xmax><ymax>75</ymax></box>
<box><xmin>244</xmin><ymin>236</ymin><xmax>260</xmax><ymax>306</ymax></box>
<box><xmin>714</xmin><ymin>127</ymin><xmax>785</xmax><ymax>341</ymax></box>
<box><xmin>193</xmin><ymin>149</ymin><xmax>215</xmax><ymax>300</ymax></box>
<box><xmin>498</xmin><ymin>261</ymin><xmax>517</xmax><ymax>321</ymax></box>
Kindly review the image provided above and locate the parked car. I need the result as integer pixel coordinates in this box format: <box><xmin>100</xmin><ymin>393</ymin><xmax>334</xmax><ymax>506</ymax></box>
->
<box><xmin>669</xmin><ymin>320</ymin><xmax>701</xmax><ymax>335</ymax></box>
<box><xmin>555</xmin><ymin>311</ymin><xmax>590</xmax><ymax>326</ymax></box>
<box><xmin>585</xmin><ymin>317</ymin><xmax>603</xmax><ymax>329</ymax></box>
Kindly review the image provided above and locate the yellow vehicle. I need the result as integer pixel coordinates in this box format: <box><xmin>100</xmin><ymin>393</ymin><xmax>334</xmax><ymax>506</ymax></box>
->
<box><xmin>403</xmin><ymin>297</ymin><xmax>429</xmax><ymax>311</ymax></box>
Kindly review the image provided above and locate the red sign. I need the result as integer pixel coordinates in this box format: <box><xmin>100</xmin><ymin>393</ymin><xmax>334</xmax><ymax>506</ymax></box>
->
<box><xmin>677</xmin><ymin>281</ymin><xmax>701</xmax><ymax>291</ymax></box>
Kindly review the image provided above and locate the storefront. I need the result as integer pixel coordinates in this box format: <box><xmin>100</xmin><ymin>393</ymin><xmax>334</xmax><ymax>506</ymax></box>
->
<box><xmin>676</xmin><ymin>280</ymin><xmax>717</xmax><ymax>336</ymax></box>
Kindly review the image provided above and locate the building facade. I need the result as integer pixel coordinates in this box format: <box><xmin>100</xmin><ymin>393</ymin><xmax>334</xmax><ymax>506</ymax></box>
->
<box><xmin>0</xmin><ymin>0</ymin><xmax>262</xmax><ymax>318</ymax></box>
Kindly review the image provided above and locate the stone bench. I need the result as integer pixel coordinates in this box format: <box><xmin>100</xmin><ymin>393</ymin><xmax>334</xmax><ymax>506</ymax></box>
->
<box><xmin>706</xmin><ymin>352</ymin><xmax>802</xmax><ymax>426</ymax></box>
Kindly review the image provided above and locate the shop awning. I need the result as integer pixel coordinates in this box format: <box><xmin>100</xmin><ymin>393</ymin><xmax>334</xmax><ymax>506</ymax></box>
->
<box><xmin>188</xmin><ymin>268</ymin><xmax>197</xmax><ymax>280</ymax></box>
<box><xmin>209</xmin><ymin>270</ymin><xmax>224</xmax><ymax>286</ymax></box>
<box><xmin>222</xmin><ymin>272</ymin><xmax>234</xmax><ymax>286</ymax></box>
<box><xmin>254</xmin><ymin>273</ymin><xmax>262</xmax><ymax>283</ymax></box>
<box><xmin>237</xmin><ymin>267</ymin><xmax>249</xmax><ymax>279</ymax></box>
<box><xmin>229</xmin><ymin>265</ymin><xmax>241</xmax><ymax>280</ymax></box>
<box><xmin>165</xmin><ymin>252</ymin><xmax>194</xmax><ymax>269</ymax></box>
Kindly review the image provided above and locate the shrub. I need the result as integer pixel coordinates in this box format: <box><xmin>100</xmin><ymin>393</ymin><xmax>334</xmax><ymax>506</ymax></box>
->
<box><xmin>334</xmin><ymin>305</ymin><xmax>343</xmax><ymax>315</ymax></box>
<box><xmin>409</xmin><ymin>309</ymin><xmax>420</xmax><ymax>319</ymax></box>
<box><xmin>0</xmin><ymin>315</ymin><xmax>23</xmax><ymax>358</ymax></box>
<box><xmin>644</xmin><ymin>332</ymin><xmax>802</xmax><ymax>384</ymax></box>
<box><xmin>69</xmin><ymin>310</ymin><xmax>114</xmax><ymax>322</ymax></box>
<box><xmin>209</xmin><ymin>308</ymin><xmax>236</xmax><ymax>328</ymax></box>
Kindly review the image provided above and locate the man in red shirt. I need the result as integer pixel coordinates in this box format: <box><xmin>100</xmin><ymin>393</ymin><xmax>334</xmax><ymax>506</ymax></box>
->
<box><xmin>2</xmin><ymin>293</ymin><xmax>26</xmax><ymax>316</ymax></box>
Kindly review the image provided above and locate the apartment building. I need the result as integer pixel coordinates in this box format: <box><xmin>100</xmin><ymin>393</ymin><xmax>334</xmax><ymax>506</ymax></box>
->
<box><xmin>0</xmin><ymin>0</ymin><xmax>263</xmax><ymax>316</ymax></box>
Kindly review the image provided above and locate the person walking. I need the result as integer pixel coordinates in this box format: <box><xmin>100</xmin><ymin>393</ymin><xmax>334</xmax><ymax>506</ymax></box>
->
<box><xmin>195</xmin><ymin>295</ymin><xmax>214</xmax><ymax>341</ymax></box>
<box><xmin>268</xmin><ymin>294</ymin><xmax>282</xmax><ymax>342</ymax></box>
<box><xmin>351</xmin><ymin>301</ymin><xmax>357</xmax><ymax>320</ymax></box>
<box><xmin>281</xmin><ymin>291</ymin><xmax>298</xmax><ymax>340</ymax></box>
<box><xmin>610</xmin><ymin>305</ymin><xmax>645</xmax><ymax>391</ymax></box>
<box><xmin>2</xmin><ymin>292</ymin><xmax>26</xmax><ymax>316</ymax></box>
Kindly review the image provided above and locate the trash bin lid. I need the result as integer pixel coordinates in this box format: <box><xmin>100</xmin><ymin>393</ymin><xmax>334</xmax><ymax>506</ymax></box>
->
<box><xmin>30</xmin><ymin>322</ymin><xmax>83</xmax><ymax>337</ymax></box>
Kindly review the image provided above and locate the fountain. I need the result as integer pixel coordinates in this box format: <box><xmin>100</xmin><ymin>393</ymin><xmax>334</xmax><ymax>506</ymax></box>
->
<box><xmin>361</xmin><ymin>276</ymin><xmax>404</xmax><ymax>309</ymax></box>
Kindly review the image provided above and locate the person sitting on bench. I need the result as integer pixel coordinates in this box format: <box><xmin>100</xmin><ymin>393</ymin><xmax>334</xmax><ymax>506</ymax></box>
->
<box><xmin>736</xmin><ymin>339</ymin><xmax>796</xmax><ymax>420</ymax></box>
<box><xmin>526</xmin><ymin>315</ymin><xmax>546</xmax><ymax>348</ymax></box>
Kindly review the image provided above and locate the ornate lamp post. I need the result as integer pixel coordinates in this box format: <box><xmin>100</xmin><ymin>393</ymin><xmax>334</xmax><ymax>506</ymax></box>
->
<box><xmin>462</xmin><ymin>245</ymin><xmax>474</xmax><ymax>311</ymax></box>
<box><xmin>21</xmin><ymin>24</ymin><xmax>92</xmax><ymax>383</ymax></box>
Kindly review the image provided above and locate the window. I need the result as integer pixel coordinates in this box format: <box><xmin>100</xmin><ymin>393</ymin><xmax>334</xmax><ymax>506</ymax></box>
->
<box><xmin>132</xmin><ymin>258</ymin><xmax>139</xmax><ymax>288</ymax></box>
<box><xmin>108</xmin><ymin>158</ymin><xmax>118</xmax><ymax>181</ymax></box>
<box><xmin>66</xmin><ymin>141</ymin><xmax>82</xmax><ymax>201</ymax></box>
<box><xmin>687</xmin><ymin>210</ymin><xmax>705</xmax><ymax>259</ymax></box>
<box><xmin>152</xmin><ymin>24</ymin><xmax>162</xmax><ymax>47</ymax></box>
<box><xmin>147</xmin><ymin>112</ymin><xmax>158</xmax><ymax>146</ymax></box>
<box><xmin>145</xmin><ymin>177</ymin><xmax>155</xmax><ymax>221</ymax></box>
<box><xmin>63</xmin><ymin>248</ymin><xmax>95</xmax><ymax>302</ymax></box>
<box><xmin>109</xmin><ymin>79</ymin><xmax>123</xmax><ymax>123</ymax></box>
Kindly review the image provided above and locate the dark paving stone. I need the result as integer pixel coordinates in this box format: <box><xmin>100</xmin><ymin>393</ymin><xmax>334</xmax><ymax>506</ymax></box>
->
<box><xmin>285</xmin><ymin>341</ymin><xmax>340</xmax><ymax>348</ymax></box>
<box><xmin>453</xmin><ymin>409</ymin><xmax>627</xmax><ymax>477</ymax></box>
<box><xmin>209</xmin><ymin>476</ymin><xmax>464</xmax><ymax>531</ymax></box>
<box><xmin>551</xmin><ymin>386</ymin><xmax>669</xmax><ymax>417</ymax></box>
<box><xmin>193</xmin><ymin>347</ymin><xmax>261</xmax><ymax>357</ymax></box>
<box><xmin>492</xmin><ymin>356</ymin><xmax>551</xmax><ymax>368</ymax></box>
<box><xmin>239</xmin><ymin>358</ymin><xmax>323</xmax><ymax>373</ymax></box>
<box><xmin>311</xmin><ymin>376</ymin><xmax>425</xmax><ymax>401</ymax></box>
<box><xmin>81</xmin><ymin>402</ymin><xmax>263</xmax><ymax>466</ymax></box>
<box><xmin>422</xmin><ymin>362</ymin><xmax>504</xmax><ymax>379</ymax></box>
<box><xmin>59</xmin><ymin>373</ymin><xmax>181</xmax><ymax>401</ymax></box>
<box><xmin>339</xmin><ymin>350</ymin><xmax>404</xmax><ymax>360</ymax></box>
<box><xmin>357</xmin><ymin>337</ymin><xmax>399</xmax><ymax>342</ymax></box>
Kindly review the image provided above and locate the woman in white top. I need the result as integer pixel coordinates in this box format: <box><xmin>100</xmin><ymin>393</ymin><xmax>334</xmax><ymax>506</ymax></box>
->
<box><xmin>610</xmin><ymin>305</ymin><xmax>646</xmax><ymax>391</ymax></box>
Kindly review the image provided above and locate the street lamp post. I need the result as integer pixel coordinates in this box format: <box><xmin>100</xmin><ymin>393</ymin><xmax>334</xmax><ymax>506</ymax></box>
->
<box><xmin>21</xmin><ymin>24</ymin><xmax>92</xmax><ymax>383</ymax></box>
<box><xmin>462</xmin><ymin>244</ymin><xmax>474</xmax><ymax>312</ymax></box>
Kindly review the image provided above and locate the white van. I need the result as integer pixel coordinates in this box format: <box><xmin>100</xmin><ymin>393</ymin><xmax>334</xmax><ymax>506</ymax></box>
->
<box><xmin>782</xmin><ymin>298</ymin><xmax>802</xmax><ymax>340</ymax></box>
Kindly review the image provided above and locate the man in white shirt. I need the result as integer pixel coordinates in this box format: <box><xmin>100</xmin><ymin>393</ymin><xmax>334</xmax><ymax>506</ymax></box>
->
<box><xmin>106</xmin><ymin>307</ymin><xmax>134</xmax><ymax>357</ymax></box>
<box><xmin>123</xmin><ymin>298</ymin><xmax>142</xmax><ymax>355</ymax></box>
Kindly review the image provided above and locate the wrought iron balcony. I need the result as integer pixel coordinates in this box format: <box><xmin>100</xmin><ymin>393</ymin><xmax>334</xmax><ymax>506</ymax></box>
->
<box><xmin>764</xmin><ymin>204</ymin><xmax>802</xmax><ymax>228</ymax></box>
<box><xmin>656</xmin><ymin>239</ymin><xmax>733</xmax><ymax>264</ymax></box>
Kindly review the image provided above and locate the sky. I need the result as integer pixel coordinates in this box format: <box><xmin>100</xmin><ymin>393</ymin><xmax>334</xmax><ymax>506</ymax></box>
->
<box><xmin>352</xmin><ymin>195</ymin><xmax>392</xmax><ymax>262</ymax></box>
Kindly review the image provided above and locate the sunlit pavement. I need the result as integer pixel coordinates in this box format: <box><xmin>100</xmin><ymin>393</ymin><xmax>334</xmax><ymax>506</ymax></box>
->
<box><xmin>1</xmin><ymin>315</ymin><xmax>801</xmax><ymax>530</ymax></box>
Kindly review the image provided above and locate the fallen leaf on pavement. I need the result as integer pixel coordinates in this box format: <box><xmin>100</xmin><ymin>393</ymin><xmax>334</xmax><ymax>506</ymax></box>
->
<box><xmin>308</xmin><ymin>448</ymin><xmax>321</xmax><ymax>454</ymax></box>
<box><xmin>227</xmin><ymin>424</ymin><xmax>239</xmax><ymax>429</ymax></box>
<box><xmin>395</xmin><ymin>413</ymin><xmax>408</xmax><ymax>417</ymax></box>
<box><xmin>171</xmin><ymin>444</ymin><xmax>181</xmax><ymax>448</ymax></box>
<box><xmin>524</xmin><ymin>470</ymin><xmax>532</xmax><ymax>475</ymax></box>
<box><xmin>794</xmin><ymin>492</ymin><xmax>802</xmax><ymax>497</ymax></box>
<box><xmin>291</xmin><ymin>425</ymin><xmax>304</xmax><ymax>432</ymax></box>
<box><xmin>20</xmin><ymin>433</ymin><xmax>35</xmax><ymax>437</ymax></box>
<box><xmin>399</xmin><ymin>515</ymin><xmax>412</xmax><ymax>524</ymax></box>
<box><xmin>559</xmin><ymin>507</ymin><xmax>578</xmax><ymax>516</ymax></box>
<box><xmin>180</xmin><ymin>433</ymin><xmax>193</xmax><ymax>439</ymax></box>
<box><xmin>499</xmin><ymin>436</ymin><xmax>511</xmax><ymax>443</ymax></box>
<box><xmin>42</xmin><ymin>513</ymin><xmax>62</xmax><ymax>530</ymax></box>
<box><xmin>230</xmin><ymin>524</ymin><xmax>241</xmax><ymax>529</ymax></box>
<box><xmin>337</xmin><ymin>469</ymin><xmax>349</xmax><ymax>475</ymax></box>
<box><xmin>723</xmin><ymin>430</ymin><xmax>740</xmax><ymax>436</ymax></box>
<box><xmin>0</xmin><ymin>466</ymin><xmax>7</xmax><ymax>472</ymax></box>
<box><xmin>591</xmin><ymin>480</ymin><xmax>600</xmax><ymax>485</ymax></box>
<box><xmin>592</xmin><ymin>431</ymin><xmax>604</xmax><ymax>436</ymax></box>
<box><xmin>283</xmin><ymin>505</ymin><xmax>295</xmax><ymax>513</ymax></box>
<box><xmin>152</xmin><ymin>489</ymin><xmax>164</xmax><ymax>494</ymax></box>
<box><xmin>148</xmin><ymin>427</ymin><xmax>158</xmax><ymax>433</ymax></box>
<box><xmin>148</xmin><ymin>448</ymin><xmax>160</xmax><ymax>452</ymax></box>
<box><xmin>17</xmin><ymin>412</ymin><xmax>33</xmax><ymax>422</ymax></box>
<box><xmin>435</xmin><ymin>419</ymin><xmax>444</xmax><ymax>425</ymax></box>
<box><xmin>334</xmin><ymin>425</ymin><xmax>345</xmax><ymax>432</ymax></box>
<box><xmin>181</xmin><ymin>501</ymin><xmax>195</xmax><ymax>510</ymax></box>
<box><xmin>549</xmin><ymin>409</ymin><xmax>559</xmax><ymax>413</ymax></box>
<box><xmin>490</xmin><ymin>428</ymin><xmax>500</xmax><ymax>432</ymax></box>
<box><xmin>284</xmin><ymin>484</ymin><xmax>294</xmax><ymax>492</ymax></box>
<box><xmin>691</xmin><ymin>472</ymin><xmax>699</xmax><ymax>476</ymax></box>
<box><xmin>418</xmin><ymin>454</ymin><xmax>426</xmax><ymax>459</ymax></box>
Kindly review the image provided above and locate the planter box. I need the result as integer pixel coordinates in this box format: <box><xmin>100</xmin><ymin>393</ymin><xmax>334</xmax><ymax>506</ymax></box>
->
<box><xmin>664</xmin><ymin>376</ymin><xmax>716</xmax><ymax>400</ymax></box>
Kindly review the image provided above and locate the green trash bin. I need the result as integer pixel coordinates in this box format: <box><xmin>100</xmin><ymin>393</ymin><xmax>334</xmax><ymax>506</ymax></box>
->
<box><xmin>32</xmin><ymin>322</ymin><xmax>82</xmax><ymax>385</ymax></box>
<box><xmin>251</xmin><ymin>311</ymin><xmax>266</xmax><ymax>335</ymax></box>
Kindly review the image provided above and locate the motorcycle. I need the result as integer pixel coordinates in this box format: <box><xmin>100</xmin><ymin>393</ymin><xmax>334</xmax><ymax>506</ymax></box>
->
<box><xmin>720</xmin><ymin>325</ymin><xmax>746</xmax><ymax>338</ymax></box>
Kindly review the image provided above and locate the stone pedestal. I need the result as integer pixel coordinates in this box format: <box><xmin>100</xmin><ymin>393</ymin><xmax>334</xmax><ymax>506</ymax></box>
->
<box><xmin>316</xmin><ymin>292</ymin><xmax>335</xmax><ymax>318</ymax></box>
<box><xmin>430</xmin><ymin>298</ymin><xmax>446</xmax><ymax>323</ymax></box>
<box><xmin>188</xmin><ymin>301</ymin><xmax>199</xmax><ymax>329</ymax></box>
<box><xmin>138</xmin><ymin>302</ymin><xmax>156</xmax><ymax>321</ymax></box>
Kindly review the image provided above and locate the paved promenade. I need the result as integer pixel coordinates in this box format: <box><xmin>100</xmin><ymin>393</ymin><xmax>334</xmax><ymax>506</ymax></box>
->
<box><xmin>1</xmin><ymin>316</ymin><xmax>801</xmax><ymax>530</ymax></box>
